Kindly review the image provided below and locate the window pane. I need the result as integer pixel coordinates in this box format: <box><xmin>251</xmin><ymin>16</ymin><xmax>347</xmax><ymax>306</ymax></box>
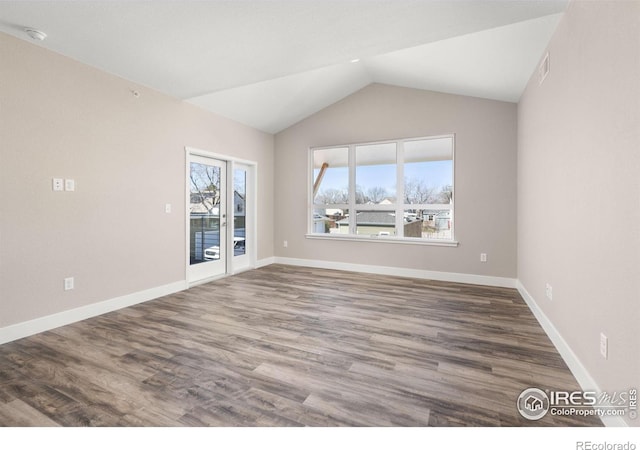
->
<box><xmin>356</xmin><ymin>143</ymin><xmax>396</xmax><ymax>204</ymax></box>
<box><xmin>313</xmin><ymin>208</ymin><xmax>346</xmax><ymax>234</ymax></box>
<box><xmin>189</xmin><ymin>162</ymin><xmax>221</xmax><ymax>264</ymax></box>
<box><xmin>404</xmin><ymin>209</ymin><xmax>452</xmax><ymax>240</ymax></box>
<box><xmin>404</xmin><ymin>138</ymin><xmax>453</xmax><ymax>205</ymax></box>
<box><xmin>233</xmin><ymin>168</ymin><xmax>246</xmax><ymax>257</ymax></box>
<box><xmin>313</xmin><ymin>147</ymin><xmax>349</xmax><ymax>205</ymax></box>
<box><xmin>355</xmin><ymin>210</ymin><xmax>396</xmax><ymax>236</ymax></box>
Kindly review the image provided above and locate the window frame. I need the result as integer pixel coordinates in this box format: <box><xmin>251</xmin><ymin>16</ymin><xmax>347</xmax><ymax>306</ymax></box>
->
<box><xmin>307</xmin><ymin>134</ymin><xmax>458</xmax><ymax>247</ymax></box>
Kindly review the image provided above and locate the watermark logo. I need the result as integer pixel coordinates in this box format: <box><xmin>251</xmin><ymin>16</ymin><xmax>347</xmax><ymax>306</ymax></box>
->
<box><xmin>517</xmin><ymin>387</ymin><xmax>550</xmax><ymax>420</ymax></box>
<box><xmin>517</xmin><ymin>387</ymin><xmax>637</xmax><ymax>421</ymax></box>
<box><xmin>576</xmin><ymin>442</ymin><xmax>637</xmax><ymax>450</ymax></box>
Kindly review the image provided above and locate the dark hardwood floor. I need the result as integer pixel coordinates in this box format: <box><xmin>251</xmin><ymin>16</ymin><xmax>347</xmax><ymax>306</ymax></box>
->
<box><xmin>0</xmin><ymin>264</ymin><xmax>601</xmax><ymax>426</ymax></box>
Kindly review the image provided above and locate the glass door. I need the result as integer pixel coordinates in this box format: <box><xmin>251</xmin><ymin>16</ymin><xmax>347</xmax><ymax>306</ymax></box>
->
<box><xmin>232</xmin><ymin>164</ymin><xmax>250</xmax><ymax>271</ymax></box>
<box><xmin>188</xmin><ymin>155</ymin><xmax>227</xmax><ymax>283</ymax></box>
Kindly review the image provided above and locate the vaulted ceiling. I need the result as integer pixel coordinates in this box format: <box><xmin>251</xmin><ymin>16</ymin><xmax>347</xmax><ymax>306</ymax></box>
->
<box><xmin>0</xmin><ymin>1</ymin><xmax>567</xmax><ymax>133</ymax></box>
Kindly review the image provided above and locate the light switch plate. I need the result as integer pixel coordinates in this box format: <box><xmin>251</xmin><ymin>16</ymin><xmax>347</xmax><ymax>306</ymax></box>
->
<box><xmin>65</xmin><ymin>179</ymin><xmax>75</xmax><ymax>191</ymax></box>
<box><xmin>600</xmin><ymin>332</ymin><xmax>608</xmax><ymax>359</ymax></box>
<box><xmin>64</xmin><ymin>277</ymin><xmax>74</xmax><ymax>291</ymax></box>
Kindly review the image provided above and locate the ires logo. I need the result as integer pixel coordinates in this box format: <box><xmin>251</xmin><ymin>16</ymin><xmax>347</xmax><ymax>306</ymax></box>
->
<box><xmin>517</xmin><ymin>388</ymin><xmax>550</xmax><ymax>420</ymax></box>
<box><xmin>517</xmin><ymin>388</ymin><xmax>637</xmax><ymax>421</ymax></box>
<box><xmin>549</xmin><ymin>390</ymin><xmax>598</xmax><ymax>406</ymax></box>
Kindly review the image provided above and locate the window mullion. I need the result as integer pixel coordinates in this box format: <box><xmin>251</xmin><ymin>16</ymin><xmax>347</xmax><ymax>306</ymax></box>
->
<box><xmin>348</xmin><ymin>144</ymin><xmax>356</xmax><ymax>235</ymax></box>
<box><xmin>308</xmin><ymin>147</ymin><xmax>314</xmax><ymax>234</ymax></box>
<box><xmin>396</xmin><ymin>141</ymin><xmax>404</xmax><ymax>238</ymax></box>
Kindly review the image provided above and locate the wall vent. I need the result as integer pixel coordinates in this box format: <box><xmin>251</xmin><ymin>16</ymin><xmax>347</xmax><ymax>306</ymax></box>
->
<box><xmin>538</xmin><ymin>52</ymin><xmax>550</xmax><ymax>85</ymax></box>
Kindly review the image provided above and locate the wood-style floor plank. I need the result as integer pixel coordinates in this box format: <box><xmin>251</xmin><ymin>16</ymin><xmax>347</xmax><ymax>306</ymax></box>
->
<box><xmin>0</xmin><ymin>264</ymin><xmax>601</xmax><ymax>426</ymax></box>
<box><xmin>0</xmin><ymin>399</ymin><xmax>60</xmax><ymax>427</ymax></box>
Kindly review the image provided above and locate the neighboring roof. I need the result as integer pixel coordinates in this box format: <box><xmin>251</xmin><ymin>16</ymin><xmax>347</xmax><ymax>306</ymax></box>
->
<box><xmin>424</xmin><ymin>210</ymin><xmax>452</xmax><ymax>218</ymax></box>
<box><xmin>190</xmin><ymin>201</ymin><xmax>219</xmax><ymax>214</ymax></box>
<box><xmin>335</xmin><ymin>210</ymin><xmax>450</xmax><ymax>225</ymax></box>
<box><xmin>338</xmin><ymin>212</ymin><xmax>396</xmax><ymax>226</ymax></box>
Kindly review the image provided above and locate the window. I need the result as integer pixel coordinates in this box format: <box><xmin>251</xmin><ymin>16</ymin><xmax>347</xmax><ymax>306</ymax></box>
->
<box><xmin>310</xmin><ymin>135</ymin><xmax>455</xmax><ymax>243</ymax></box>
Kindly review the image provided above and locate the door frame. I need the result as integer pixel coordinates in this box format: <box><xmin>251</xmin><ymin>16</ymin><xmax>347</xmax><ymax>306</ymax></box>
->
<box><xmin>185</xmin><ymin>147</ymin><xmax>258</xmax><ymax>286</ymax></box>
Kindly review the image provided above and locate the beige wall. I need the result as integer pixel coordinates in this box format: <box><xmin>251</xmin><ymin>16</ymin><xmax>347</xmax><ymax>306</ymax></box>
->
<box><xmin>0</xmin><ymin>32</ymin><xmax>274</xmax><ymax>328</ymax></box>
<box><xmin>518</xmin><ymin>0</ymin><xmax>639</xmax><ymax>424</ymax></box>
<box><xmin>274</xmin><ymin>83</ymin><xmax>517</xmax><ymax>278</ymax></box>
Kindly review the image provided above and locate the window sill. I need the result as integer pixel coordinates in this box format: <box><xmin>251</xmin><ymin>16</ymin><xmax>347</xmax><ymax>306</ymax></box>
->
<box><xmin>305</xmin><ymin>233</ymin><xmax>459</xmax><ymax>247</ymax></box>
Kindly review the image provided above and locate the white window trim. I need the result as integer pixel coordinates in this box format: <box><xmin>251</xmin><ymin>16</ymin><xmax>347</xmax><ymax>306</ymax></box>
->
<box><xmin>308</xmin><ymin>134</ymin><xmax>457</xmax><ymax>246</ymax></box>
<box><xmin>305</xmin><ymin>233</ymin><xmax>459</xmax><ymax>247</ymax></box>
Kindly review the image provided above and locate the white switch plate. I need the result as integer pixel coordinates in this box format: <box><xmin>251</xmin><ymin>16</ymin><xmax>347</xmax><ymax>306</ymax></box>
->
<box><xmin>480</xmin><ymin>253</ymin><xmax>487</xmax><ymax>262</ymax></box>
<box><xmin>65</xmin><ymin>179</ymin><xmax>75</xmax><ymax>191</ymax></box>
<box><xmin>283</xmin><ymin>240</ymin><xmax>288</xmax><ymax>248</ymax></box>
<box><xmin>52</xmin><ymin>178</ymin><xmax>64</xmax><ymax>191</ymax></box>
<box><xmin>64</xmin><ymin>277</ymin><xmax>74</xmax><ymax>291</ymax></box>
<box><xmin>600</xmin><ymin>332</ymin><xmax>608</xmax><ymax>359</ymax></box>
<box><xmin>165</xmin><ymin>203</ymin><xmax>172</xmax><ymax>213</ymax></box>
<box><xmin>545</xmin><ymin>283</ymin><xmax>553</xmax><ymax>301</ymax></box>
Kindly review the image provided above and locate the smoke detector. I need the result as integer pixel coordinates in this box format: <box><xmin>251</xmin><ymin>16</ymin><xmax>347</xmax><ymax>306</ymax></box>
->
<box><xmin>25</xmin><ymin>28</ymin><xmax>47</xmax><ymax>41</ymax></box>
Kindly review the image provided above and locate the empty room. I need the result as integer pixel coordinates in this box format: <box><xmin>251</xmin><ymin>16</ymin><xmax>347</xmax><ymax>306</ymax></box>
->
<box><xmin>0</xmin><ymin>0</ymin><xmax>638</xmax><ymax>441</ymax></box>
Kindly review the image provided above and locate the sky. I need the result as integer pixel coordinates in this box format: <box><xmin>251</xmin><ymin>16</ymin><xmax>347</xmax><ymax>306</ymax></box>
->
<box><xmin>315</xmin><ymin>160</ymin><xmax>453</xmax><ymax>200</ymax></box>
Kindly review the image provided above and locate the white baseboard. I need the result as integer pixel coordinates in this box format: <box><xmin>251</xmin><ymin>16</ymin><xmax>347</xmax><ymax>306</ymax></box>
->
<box><xmin>0</xmin><ymin>280</ymin><xmax>187</xmax><ymax>346</ymax></box>
<box><xmin>516</xmin><ymin>281</ymin><xmax>628</xmax><ymax>427</ymax></box>
<box><xmin>256</xmin><ymin>256</ymin><xmax>276</xmax><ymax>268</ymax></box>
<box><xmin>273</xmin><ymin>256</ymin><xmax>517</xmax><ymax>288</ymax></box>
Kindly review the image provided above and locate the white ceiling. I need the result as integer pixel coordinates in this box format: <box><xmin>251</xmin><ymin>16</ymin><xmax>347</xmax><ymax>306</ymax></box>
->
<box><xmin>0</xmin><ymin>1</ymin><xmax>566</xmax><ymax>134</ymax></box>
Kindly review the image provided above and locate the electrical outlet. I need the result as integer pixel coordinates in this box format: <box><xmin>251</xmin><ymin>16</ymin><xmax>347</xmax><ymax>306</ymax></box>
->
<box><xmin>600</xmin><ymin>332</ymin><xmax>608</xmax><ymax>359</ymax></box>
<box><xmin>480</xmin><ymin>253</ymin><xmax>487</xmax><ymax>262</ymax></box>
<box><xmin>52</xmin><ymin>178</ymin><xmax>64</xmax><ymax>191</ymax></box>
<box><xmin>283</xmin><ymin>240</ymin><xmax>288</xmax><ymax>248</ymax></box>
<box><xmin>64</xmin><ymin>277</ymin><xmax>74</xmax><ymax>291</ymax></box>
<box><xmin>545</xmin><ymin>283</ymin><xmax>553</xmax><ymax>301</ymax></box>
